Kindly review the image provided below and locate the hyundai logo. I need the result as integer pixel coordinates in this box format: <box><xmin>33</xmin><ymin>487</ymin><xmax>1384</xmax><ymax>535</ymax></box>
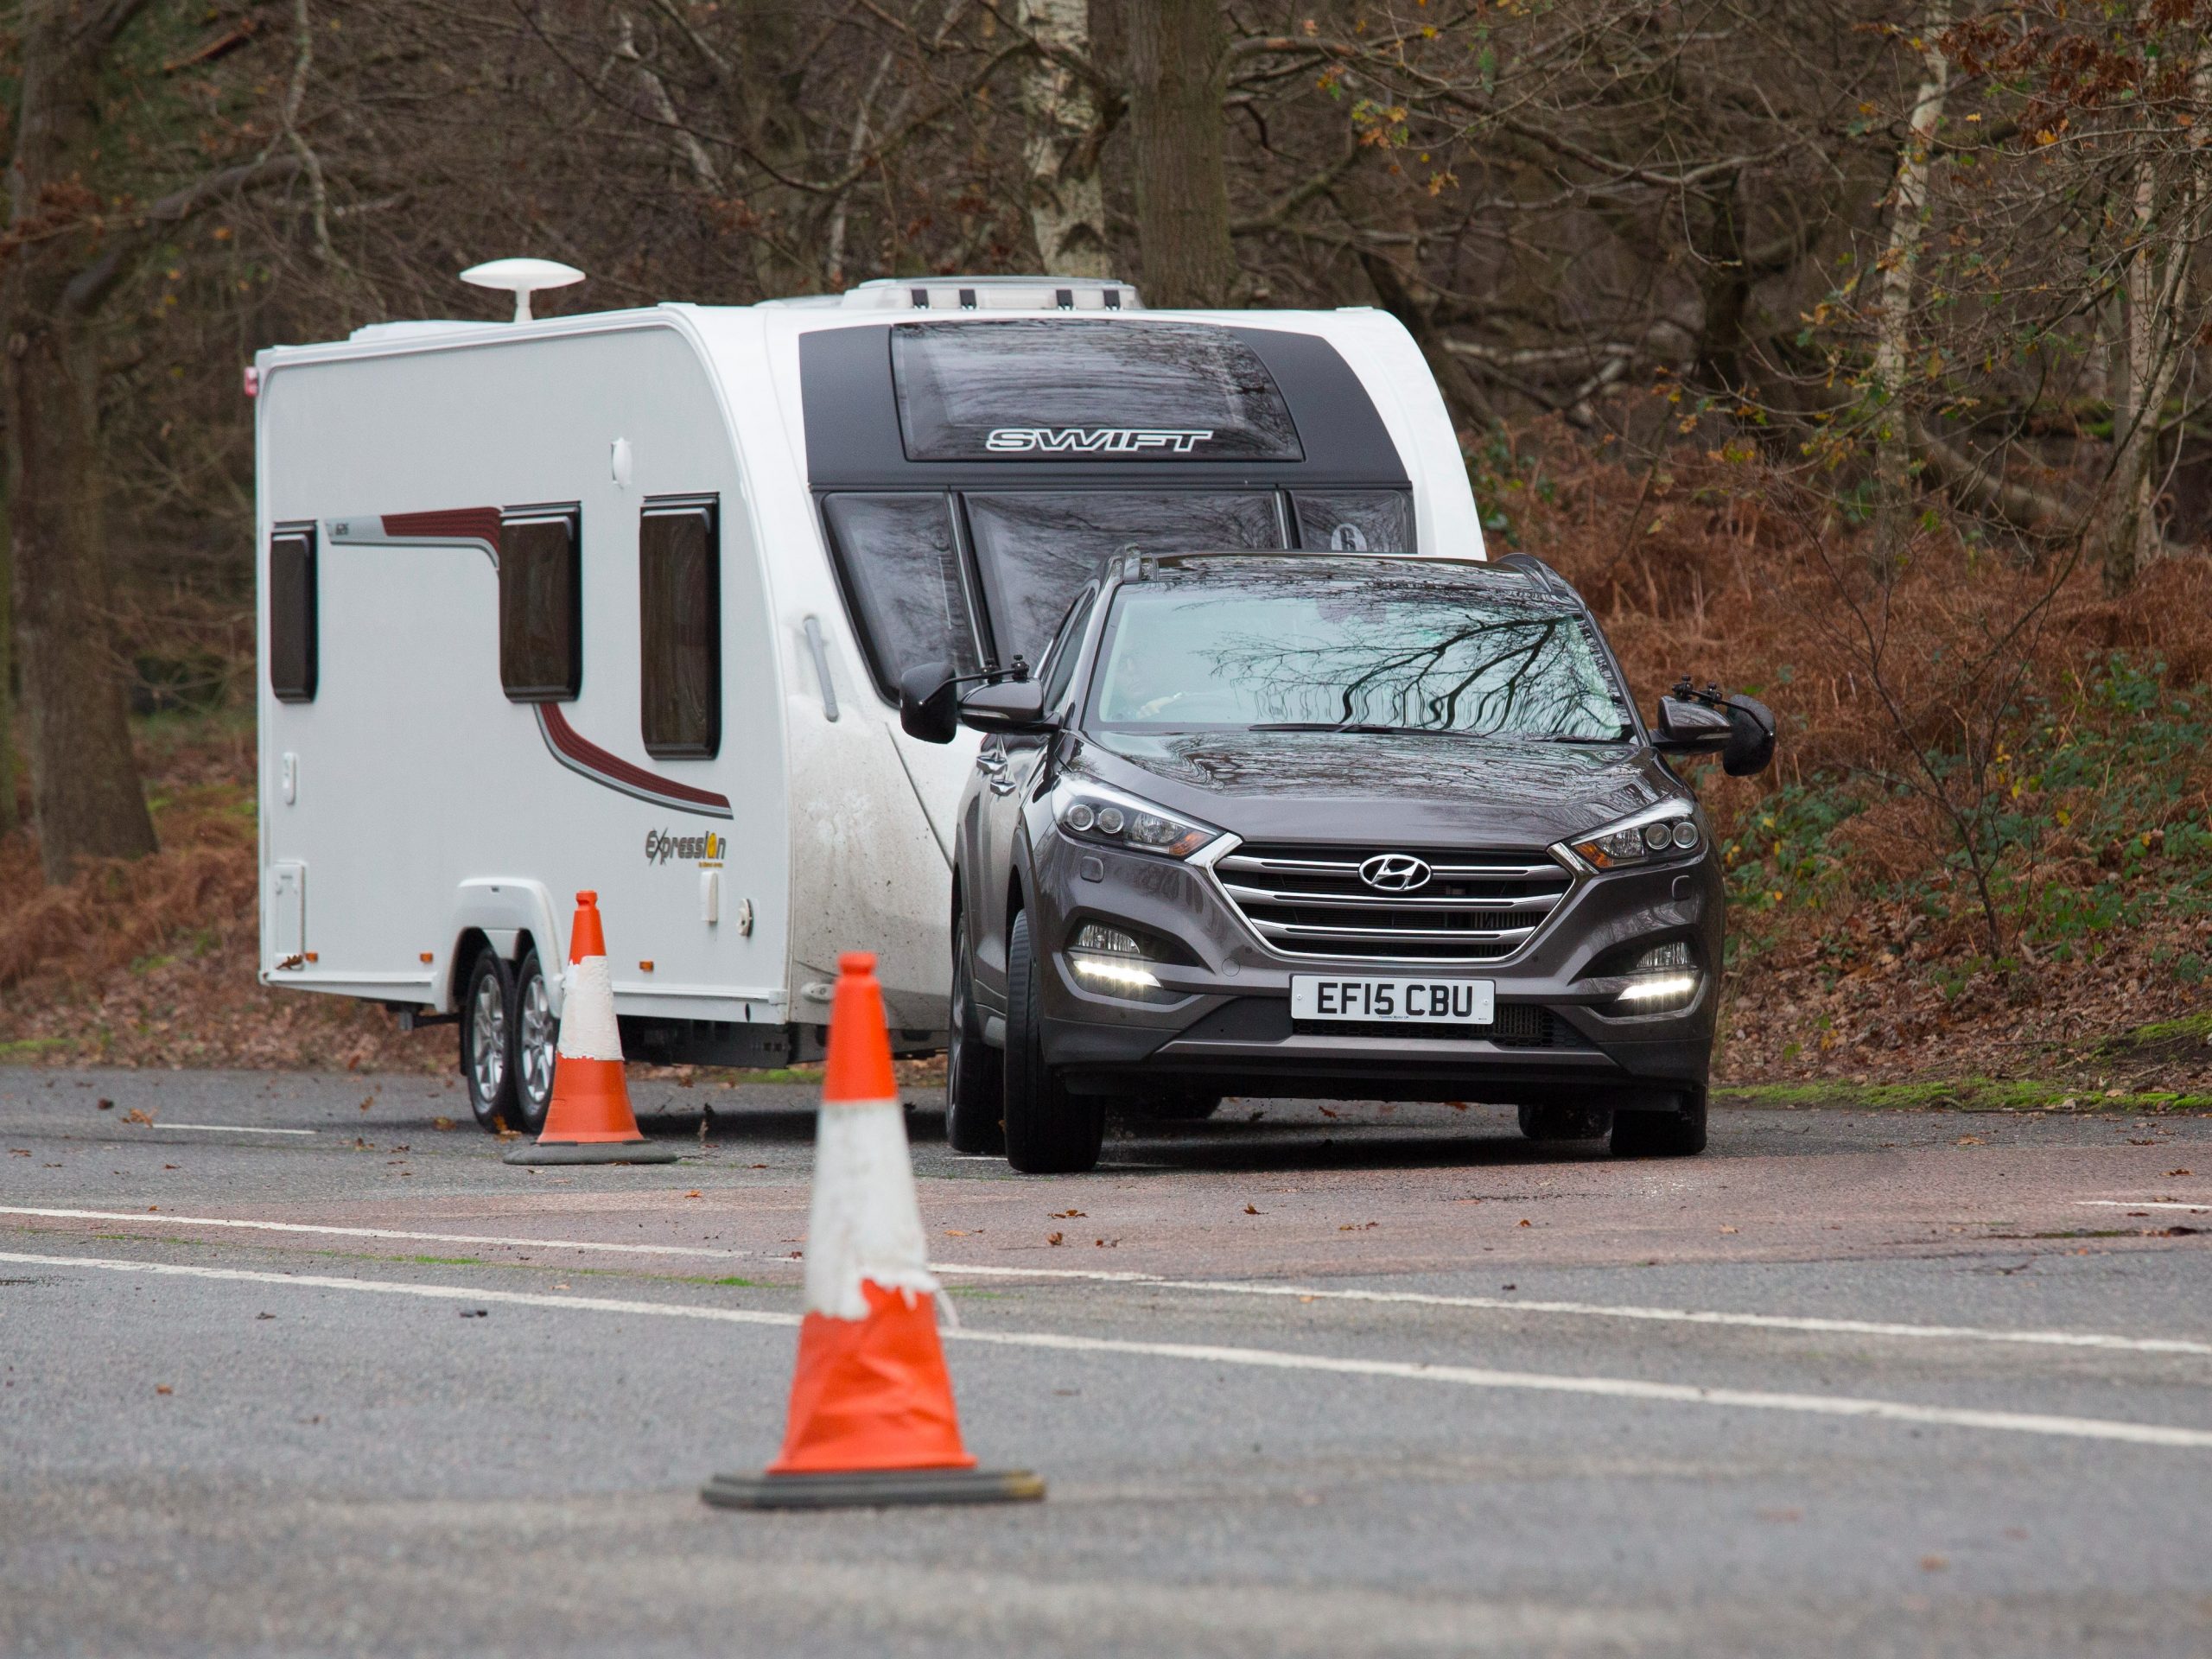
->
<box><xmin>1359</xmin><ymin>854</ymin><xmax>1432</xmax><ymax>893</ymax></box>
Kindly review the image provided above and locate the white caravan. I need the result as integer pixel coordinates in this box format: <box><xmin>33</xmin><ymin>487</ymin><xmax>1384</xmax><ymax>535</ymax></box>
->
<box><xmin>253</xmin><ymin>270</ymin><xmax>1484</xmax><ymax>1129</ymax></box>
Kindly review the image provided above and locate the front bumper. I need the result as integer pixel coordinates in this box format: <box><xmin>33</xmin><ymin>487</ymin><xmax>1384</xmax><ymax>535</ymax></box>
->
<box><xmin>1029</xmin><ymin>830</ymin><xmax>1720</xmax><ymax>1108</ymax></box>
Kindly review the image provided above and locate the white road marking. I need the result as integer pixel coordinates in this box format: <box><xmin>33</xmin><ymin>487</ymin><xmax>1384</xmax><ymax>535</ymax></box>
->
<box><xmin>7</xmin><ymin>1247</ymin><xmax>2210</xmax><ymax>1452</ymax></box>
<box><xmin>5</xmin><ymin>1204</ymin><xmax>2209</xmax><ymax>1357</ymax></box>
<box><xmin>2078</xmin><ymin>1200</ymin><xmax>2210</xmax><ymax>1214</ymax></box>
<box><xmin>156</xmin><ymin>1123</ymin><xmax>317</xmax><ymax>1135</ymax></box>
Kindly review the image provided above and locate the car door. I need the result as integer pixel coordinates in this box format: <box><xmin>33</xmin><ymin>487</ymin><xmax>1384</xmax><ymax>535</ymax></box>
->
<box><xmin>969</xmin><ymin>584</ymin><xmax>1097</xmax><ymax>1012</ymax></box>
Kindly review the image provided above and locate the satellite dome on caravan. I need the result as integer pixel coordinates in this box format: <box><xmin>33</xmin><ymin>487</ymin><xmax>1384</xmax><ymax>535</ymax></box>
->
<box><xmin>252</xmin><ymin>266</ymin><xmax>1484</xmax><ymax>1133</ymax></box>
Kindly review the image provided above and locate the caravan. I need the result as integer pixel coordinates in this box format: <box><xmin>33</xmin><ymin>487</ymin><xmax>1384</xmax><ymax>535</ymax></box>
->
<box><xmin>252</xmin><ymin>269</ymin><xmax>1483</xmax><ymax>1131</ymax></box>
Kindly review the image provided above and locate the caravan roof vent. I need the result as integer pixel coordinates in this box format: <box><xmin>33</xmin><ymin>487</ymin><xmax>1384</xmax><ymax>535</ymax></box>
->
<box><xmin>839</xmin><ymin>276</ymin><xmax>1141</xmax><ymax>313</ymax></box>
<box><xmin>459</xmin><ymin>257</ymin><xmax>587</xmax><ymax>323</ymax></box>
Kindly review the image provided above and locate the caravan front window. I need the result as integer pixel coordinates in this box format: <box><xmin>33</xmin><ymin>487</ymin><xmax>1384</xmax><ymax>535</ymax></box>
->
<box><xmin>963</xmin><ymin>492</ymin><xmax>1285</xmax><ymax>665</ymax></box>
<box><xmin>822</xmin><ymin>493</ymin><xmax>982</xmax><ymax>696</ymax></box>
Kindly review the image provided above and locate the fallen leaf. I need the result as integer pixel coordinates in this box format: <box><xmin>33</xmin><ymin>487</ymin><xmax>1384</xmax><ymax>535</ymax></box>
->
<box><xmin>1316</xmin><ymin>1105</ymin><xmax>1340</xmax><ymax>1118</ymax></box>
<box><xmin>163</xmin><ymin>1164</ymin><xmax>178</xmax><ymax>1171</ymax></box>
<box><xmin>750</xmin><ymin>1162</ymin><xmax>768</xmax><ymax>1169</ymax></box>
<box><xmin>1955</xmin><ymin>1135</ymin><xmax>1986</xmax><ymax>1146</ymax></box>
<box><xmin>1447</xmin><ymin>1101</ymin><xmax>1468</xmax><ymax>1111</ymax></box>
<box><xmin>1920</xmin><ymin>1555</ymin><xmax>1948</xmax><ymax>1573</ymax></box>
<box><xmin>155</xmin><ymin>1385</ymin><xmax>173</xmax><ymax>1395</ymax></box>
<box><xmin>1243</xmin><ymin>1203</ymin><xmax>1263</xmax><ymax>1215</ymax></box>
<box><xmin>1050</xmin><ymin>1209</ymin><xmax>1086</xmax><ymax>1218</ymax></box>
<box><xmin>1094</xmin><ymin>1238</ymin><xmax>1117</xmax><ymax>1248</ymax></box>
<box><xmin>2167</xmin><ymin>1169</ymin><xmax>2193</xmax><ymax>1177</ymax></box>
<box><xmin>683</xmin><ymin>1190</ymin><xmax>702</xmax><ymax>1199</ymax></box>
<box><xmin>7</xmin><ymin>1149</ymin><xmax>27</xmax><ymax>1157</ymax></box>
<box><xmin>944</xmin><ymin>1229</ymin><xmax>969</xmax><ymax>1237</ymax></box>
<box><xmin>1046</xmin><ymin>1231</ymin><xmax>1064</xmax><ymax>1246</ymax></box>
<box><xmin>432</xmin><ymin>1117</ymin><xmax>455</xmax><ymax>1132</ymax></box>
<box><xmin>1337</xmin><ymin>1221</ymin><xmax>1378</xmax><ymax>1231</ymax></box>
<box><xmin>123</xmin><ymin>1108</ymin><xmax>156</xmax><ymax>1125</ymax></box>
<box><xmin>458</xmin><ymin>1308</ymin><xmax>488</xmax><ymax>1319</ymax></box>
<box><xmin>2152</xmin><ymin>1225</ymin><xmax>2202</xmax><ymax>1237</ymax></box>
<box><xmin>97</xmin><ymin>1098</ymin><xmax>114</xmax><ymax>1110</ymax></box>
<box><xmin>256</xmin><ymin>1313</ymin><xmax>275</xmax><ymax>1321</ymax></box>
<box><xmin>1500</xmin><ymin>1283</ymin><xmax>1516</xmax><ymax>1292</ymax></box>
<box><xmin>1719</xmin><ymin>1224</ymin><xmax>1739</xmax><ymax>1234</ymax></box>
<box><xmin>1517</xmin><ymin>1218</ymin><xmax>1532</xmax><ymax>1228</ymax></box>
<box><xmin>359</xmin><ymin>1096</ymin><xmax>373</xmax><ymax>1112</ymax></box>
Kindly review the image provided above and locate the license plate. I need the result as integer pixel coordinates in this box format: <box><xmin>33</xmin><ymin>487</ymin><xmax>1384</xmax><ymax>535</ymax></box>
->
<box><xmin>1290</xmin><ymin>976</ymin><xmax>1496</xmax><ymax>1024</ymax></box>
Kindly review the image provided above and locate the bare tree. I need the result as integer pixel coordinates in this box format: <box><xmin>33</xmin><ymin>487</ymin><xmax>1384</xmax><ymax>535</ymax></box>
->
<box><xmin>1122</xmin><ymin>0</ymin><xmax>1236</xmax><ymax>305</ymax></box>
<box><xmin>1017</xmin><ymin>0</ymin><xmax>1112</xmax><ymax>276</ymax></box>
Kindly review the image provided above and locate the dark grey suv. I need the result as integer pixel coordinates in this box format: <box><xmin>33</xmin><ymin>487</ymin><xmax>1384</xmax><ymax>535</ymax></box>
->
<box><xmin>899</xmin><ymin>551</ymin><xmax>1774</xmax><ymax>1174</ymax></box>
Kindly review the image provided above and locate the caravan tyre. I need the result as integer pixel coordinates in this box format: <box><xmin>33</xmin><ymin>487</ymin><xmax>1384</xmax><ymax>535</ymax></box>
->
<box><xmin>461</xmin><ymin>950</ymin><xmax>520</xmax><ymax>1134</ymax></box>
<box><xmin>944</xmin><ymin>910</ymin><xmax>1005</xmax><ymax>1154</ymax></box>
<box><xmin>1001</xmin><ymin>911</ymin><xmax>1103</xmax><ymax>1174</ymax></box>
<box><xmin>511</xmin><ymin>949</ymin><xmax>561</xmax><ymax>1136</ymax></box>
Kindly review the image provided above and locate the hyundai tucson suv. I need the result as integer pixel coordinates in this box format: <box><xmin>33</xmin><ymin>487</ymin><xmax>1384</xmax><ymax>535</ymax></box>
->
<box><xmin>899</xmin><ymin>551</ymin><xmax>1774</xmax><ymax>1174</ymax></box>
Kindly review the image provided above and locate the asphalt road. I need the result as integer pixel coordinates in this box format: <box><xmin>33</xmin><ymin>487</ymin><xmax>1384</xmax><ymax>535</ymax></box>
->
<box><xmin>4</xmin><ymin>1065</ymin><xmax>2210</xmax><ymax>1658</ymax></box>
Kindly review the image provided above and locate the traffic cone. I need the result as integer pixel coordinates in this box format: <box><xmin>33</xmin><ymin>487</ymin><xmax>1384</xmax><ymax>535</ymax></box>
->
<box><xmin>505</xmin><ymin>891</ymin><xmax>678</xmax><ymax>1166</ymax></box>
<box><xmin>701</xmin><ymin>950</ymin><xmax>1042</xmax><ymax>1510</ymax></box>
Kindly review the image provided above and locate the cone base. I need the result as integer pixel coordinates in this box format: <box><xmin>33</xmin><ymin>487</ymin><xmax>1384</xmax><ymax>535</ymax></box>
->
<box><xmin>504</xmin><ymin>1140</ymin><xmax>681</xmax><ymax>1165</ymax></box>
<box><xmin>700</xmin><ymin>1467</ymin><xmax>1044</xmax><ymax>1510</ymax></box>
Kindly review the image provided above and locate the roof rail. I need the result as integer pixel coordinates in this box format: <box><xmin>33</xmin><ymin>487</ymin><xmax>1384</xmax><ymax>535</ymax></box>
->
<box><xmin>840</xmin><ymin>275</ymin><xmax>1142</xmax><ymax>313</ymax></box>
<box><xmin>1491</xmin><ymin>551</ymin><xmax>1578</xmax><ymax>599</ymax></box>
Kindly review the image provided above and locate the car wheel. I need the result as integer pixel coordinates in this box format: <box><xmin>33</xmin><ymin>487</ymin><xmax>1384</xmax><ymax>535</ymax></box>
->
<box><xmin>1518</xmin><ymin>1103</ymin><xmax>1612</xmax><ymax>1141</ymax></box>
<box><xmin>1609</xmin><ymin>1086</ymin><xmax>1707</xmax><ymax>1158</ymax></box>
<box><xmin>510</xmin><ymin>948</ymin><xmax>561</xmax><ymax>1136</ymax></box>
<box><xmin>461</xmin><ymin>949</ymin><xmax>519</xmax><ymax>1133</ymax></box>
<box><xmin>945</xmin><ymin>909</ymin><xmax>1005</xmax><ymax>1154</ymax></box>
<box><xmin>1137</xmin><ymin>1090</ymin><xmax>1223</xmax><ymax>1122</ymax></box>
<box><xmin>1001</xmin><ymin>910</ymin><xmax>1103</xmax><ymax>1174</ymax></box>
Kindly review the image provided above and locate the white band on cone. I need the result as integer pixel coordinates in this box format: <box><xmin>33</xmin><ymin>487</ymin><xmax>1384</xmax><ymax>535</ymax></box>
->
<box><xmin>804</xmin><ymin>1098</ymin><xmax>939</xmax><ymax>1320</ymax></box>
<box><xmin>556</xmin><ymin>957</ymin><xmax>623</xmax><ymax>1062</ymax></box>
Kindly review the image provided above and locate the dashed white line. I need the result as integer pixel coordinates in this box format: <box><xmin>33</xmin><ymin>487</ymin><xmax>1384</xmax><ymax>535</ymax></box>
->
<box><xmin>156</xmin><ymin>1123</ymin><xmax>318</xmax><ymax>1136</ymax></box>
<box><xmin>4</xmin><ymin>1205</ymin><xmax>2209</xmax><ymax>1358</ymax></box>
<box><xmin>8</xmin><ymin>1248</ymin><xmax>2210</xmax><ymax>1452</ymax></box>
<box><xmin>2078</xmin><ymin>1200</ymin><xmax>2210</xmax><ymax>1214</ymax></box>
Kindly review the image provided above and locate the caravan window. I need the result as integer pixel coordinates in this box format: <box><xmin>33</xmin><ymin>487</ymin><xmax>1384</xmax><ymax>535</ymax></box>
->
<box><xmin>639</xmin><ymin>500</ymin><xmax>720</xmax><ymax>758</ymax></box>
<box><xmin>963</xmin><ymin>492</ymin><xmax>1285</xmax><ymax>666</ymax></box>
<box><xmin>821</xmin><ymin>493</ymin><xmax>982</xmax><ymax>697</ymax></box>
<box><xmin>890</xmin><ymin>321</ymin><xmax>1303</xmax><ymax>463</ymax></box>
<box><xmin>268</xmin><ymin>525</ymin><xmax>317</xmax><ymax>702</ymax></box>
<box><xmin>1290</xmin><ymin>491</ymin><xmax>1411</xmax><ymax>553</ymax></box>
<box><xmin>499</xmin><ymin>508</ymin><xmax>582</xmax><ymax>701</ymax></box>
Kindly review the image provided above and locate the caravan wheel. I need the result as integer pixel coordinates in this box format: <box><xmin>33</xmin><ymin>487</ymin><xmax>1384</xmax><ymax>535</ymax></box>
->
<box><xmin>511</xmin><ymin>950</ymin><xmax>560</xmax><ymax>1135</ymax></box>
<box><xmin>461</xmin><ymin>950</ymin><xmax>520</xmax><ymax>1133</ymax></box>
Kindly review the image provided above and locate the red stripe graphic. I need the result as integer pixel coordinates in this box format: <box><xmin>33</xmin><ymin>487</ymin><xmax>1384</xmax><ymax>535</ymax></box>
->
<box><xmin>538</xmin><ymin>705</ymin><xmax>733</xmax><ymax>817</ymax></box>
<box><xmin>381</xmin><ymin>508</ymin><xmax>502</xmax><ymax>548</ymax></box>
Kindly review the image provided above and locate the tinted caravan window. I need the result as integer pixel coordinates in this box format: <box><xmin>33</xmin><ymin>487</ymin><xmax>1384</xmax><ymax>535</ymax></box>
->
<box><xmin>963</xmin><ymin>492</ymin><xmax>1284</xmax><ymax>665</ymax></box>
<box><xmin>1291</xmin><ymin>491</ymin><xmax>1412</xmax><ymax>553</ymax></box>
<box><xmin>499</xmin><ymin>508</ymin><xmax>582</xmax><ymax>701</ymax></box>
<box><xmin>821</xmin><ymin>493</ymin><xmax>982</xmax><ymax>697</ymax></box>
<box><xmin>268</xmin><ymin>525</ymin><xmax>317</xmax><ymax>702</ymax></box>
<box><xmin>639</xmin><ymin>499</ymin><xmax>720</xmax><ymax>758</ymax></box>
<box><xmin>891</xmin><ymin>321</ymin><xmax>1303</xmax><ymax>462</ymax></box>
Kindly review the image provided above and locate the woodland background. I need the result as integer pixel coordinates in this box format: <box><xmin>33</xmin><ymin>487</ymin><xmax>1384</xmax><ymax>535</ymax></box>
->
<box><xmin>2</xmin><ymin>0</ymin><xmax>2209</xmax><ymax>1102</ymax></box>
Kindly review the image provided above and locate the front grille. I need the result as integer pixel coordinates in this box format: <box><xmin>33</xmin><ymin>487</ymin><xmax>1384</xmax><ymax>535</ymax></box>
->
<box><xmin>1290</xmin><ymin>1004</ymin><xmax>1564</xmax><ymax>1046</ymax></box>
<box><xmin>1216</xmin><ymin>842</ymin><xmax>1574</xmax><ymax>962</ymax></box>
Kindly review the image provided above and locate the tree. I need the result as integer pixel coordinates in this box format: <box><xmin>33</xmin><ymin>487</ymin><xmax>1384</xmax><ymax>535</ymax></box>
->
<box><xmin>1017</xmin><ymin>0</ymin><xmax>1112</xmax><ymax>277</ymax></box>
<box><xmin>1122</xmin><ymin>0</ymin><xmax>1237</xmax><ymax>306</ymax></box>
<box><xmin>3</xmin><ymin>1</ymin><xmax>296</xmax><ymax>881</ymax></box>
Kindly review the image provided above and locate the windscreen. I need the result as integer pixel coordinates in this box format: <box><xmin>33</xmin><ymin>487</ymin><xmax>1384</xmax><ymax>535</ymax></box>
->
<box><xmin>1091</xmin><ymin>570</ymin><xmax>1627</xmax><ymax>739</ymax></box>
<box><xmin>891</xmin><ymin>321</ymin><xmax>1303</xmax><ymax>462</ymax></box>
<box><xmin>964</xmin><ymin>492</ymin><xmax>1285</xmax><ymax>665</ymax></box>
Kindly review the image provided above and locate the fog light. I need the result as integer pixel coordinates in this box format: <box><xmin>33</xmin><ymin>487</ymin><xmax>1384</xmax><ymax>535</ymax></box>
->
<box><xmin>1071</xmin><ymin>956</ymin><xmax>1160</xmax><ymax>991</ymax></box>
<box><xmin>1618</xmin><ymin>974</ymin><xmax>1698</xmax><ymax>1003</ymax></box>
<box><xmin>1073</xmin><ymin>923</ymin><xmax>1145</xmax><ymax>956</ymax></box>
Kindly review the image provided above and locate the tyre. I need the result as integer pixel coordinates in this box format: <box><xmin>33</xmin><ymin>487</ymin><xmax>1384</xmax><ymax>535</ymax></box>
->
<box><xmin>1136</xmin><ymin>1090</ymin><xmax>1224</xmax><ymax>1122</ymax></box>
<box><xmin>460</xmin><ymin>949</ymin><xmax>519</xmax><ymax>1133</ymax></box>
<box><xmin>1609</xmin><ymin>1085</ymin><xmax>1708</xmax><ymax>1158</ymax></box>
<box><xmin>1518</xmin><ymin>1102</ymin><xmax>1612</xmax><ymax>1141</ymax></box>
<box><xmin>1001</xmin><ymin>910</ymin><xmax>1103</xmax><ymax>1174</ymax></box>
<box><xmin>510</xmin><ymin>948</ymin><xmax>561</xmax><ymax>1135</ymax></box>
<box><xmin>944</xmin><ymin>909</ymin><xmax>1005</xmax><ymax>1154</ymax></box>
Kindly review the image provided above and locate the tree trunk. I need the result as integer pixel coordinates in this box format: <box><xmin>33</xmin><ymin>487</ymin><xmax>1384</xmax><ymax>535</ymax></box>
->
<box><xmin>1122</xmin><ymin>0</ymin><xmax>1237</xmax><ymax>307</ymax></box>
<box><xmin>1872</xmin><ymin>0</ymin><xmax>1950</xmax><ymax>510</ymax></box>
<box><xmin>3</xmin><ymin>3</ymin><xmax>159</xmax><ymax>880</ymax></box>
<box><xmin>0</xmin><ymin>477</ymin><xmax>16</xmax><ymax>839</ymax></box>
<box><xmin>1019</xmin><ymin>0</ymin><xmax>1111</xmax><ymax>277</ymax></box>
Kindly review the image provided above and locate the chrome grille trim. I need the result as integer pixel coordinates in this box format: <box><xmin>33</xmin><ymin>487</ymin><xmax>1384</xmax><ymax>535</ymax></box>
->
<box><xmin>1213</xmin><ymin>842</ymin><xmax>1575</xmax><ymax>963</ymax></box>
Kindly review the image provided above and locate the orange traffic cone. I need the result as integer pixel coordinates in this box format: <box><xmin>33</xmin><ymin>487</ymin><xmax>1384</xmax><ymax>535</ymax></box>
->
<box><xmin>505</xmin><ymin>891</ymin><xmax>678</xmax><ymax>1166</ymax></box>
<box><xmin>701</xmin><ymin>951</ymin><xmax>1042</xmax><ymax>1510</ymax></box>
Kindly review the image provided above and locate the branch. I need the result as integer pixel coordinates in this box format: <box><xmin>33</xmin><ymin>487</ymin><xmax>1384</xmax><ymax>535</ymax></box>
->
<box><xmin>1909</xmin><ymin>420</ymin><xmax>2073</xmax><ymax>537</ymax></box>
<box><xmin>61</xmin><ymin>156</ymin><xmax>304</xmax><ymax>317</ymax></box>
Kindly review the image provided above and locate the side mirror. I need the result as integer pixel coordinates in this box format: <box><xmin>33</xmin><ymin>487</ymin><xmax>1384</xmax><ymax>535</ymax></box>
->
<box><xmin>1719</xmin><ymin>694</ymin><xmax>1776</xmax><ymax>778</ymax></box>
<box><xmin>958</xmin><ymin>677</ymin><xmax>1053</xmax><ymax>734</ymax></box>
<box><xmin>1653</xmin><ymin>696</ymin><xmax>1732</xmax><ymax>754</ymax></box>
<box><xmin>898</xmin><ymin>660</ymin><xmax>959</xmax><ymax>744</ymax></box>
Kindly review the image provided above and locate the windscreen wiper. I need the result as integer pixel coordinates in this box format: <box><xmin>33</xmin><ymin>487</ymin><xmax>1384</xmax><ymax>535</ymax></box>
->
<box><xmin>1249</xmin><ymin>721</ymin><xmax>1482</xmax><ymax>738</ymax></box>
<box><xmin>1535</xmin><ymin>730</ymin><xmax>1634</xmax><ymax>744</ymax></box>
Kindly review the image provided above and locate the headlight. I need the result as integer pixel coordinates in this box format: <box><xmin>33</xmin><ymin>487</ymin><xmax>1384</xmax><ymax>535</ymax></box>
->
<box><xmin>1614</xmin><ymin>941</ymin><xmax>1699</xmax><ymax>1012</ymax></box>
<box><xmin>1052</xmin><ymin>778</ymin><xmax>1221</xmax><ymax>861</ymax></box>
<box><xmin>1562</xmin><ymin>803</ymin><xmax>1701</xmax><ymax>870</ymax></box>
